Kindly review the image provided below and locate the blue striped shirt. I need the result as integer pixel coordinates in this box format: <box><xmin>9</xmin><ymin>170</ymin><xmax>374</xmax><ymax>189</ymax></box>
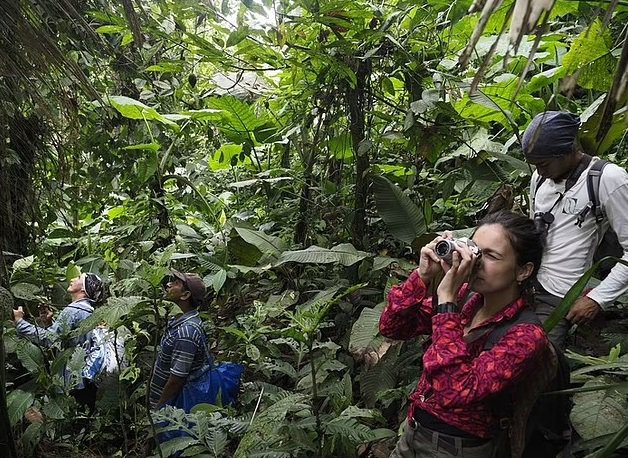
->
<box><xmin>149</xmin><ymin>310</ymin><xmax>208</xmax><ymax>407</ymax></box>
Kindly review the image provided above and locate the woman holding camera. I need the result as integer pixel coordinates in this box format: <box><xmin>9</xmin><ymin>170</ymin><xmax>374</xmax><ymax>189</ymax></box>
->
<box><xmin>380</xmin><ymin>211</ymin><xmax>553</xmax><ymax>457</ymax></box>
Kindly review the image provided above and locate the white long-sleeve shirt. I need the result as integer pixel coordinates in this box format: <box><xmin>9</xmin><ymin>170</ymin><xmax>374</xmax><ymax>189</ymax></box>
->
<box><xmin>530</xmin><ymin>157</ymin><xmax>628</xmax><ymax>308</ymax></box>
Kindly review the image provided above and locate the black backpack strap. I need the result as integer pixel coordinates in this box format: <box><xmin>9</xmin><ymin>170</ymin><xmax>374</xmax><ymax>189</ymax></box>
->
<box><xmin>483</xmin><ymin>308</ymin><xmax>541</xmax><ymax>350</ymax></box>
<box><xmin>533</xmin><ymin>175</ymin><xmax>546</xmax><ymax>199</ymax></box>
<box><xmin>588</xmin><ymin>159</ymin><xmax>608</xmax><ymax>224</ymax></box>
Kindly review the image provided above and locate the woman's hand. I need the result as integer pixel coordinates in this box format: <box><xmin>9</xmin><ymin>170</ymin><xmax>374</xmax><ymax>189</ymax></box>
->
<box><xmin>436</xmin><ymin>243</ymin><xmax>478</xmax><ymax>304</ymax></box>
<box><xmin>418</xmin><ymin>232</ymin><xmax>453</xmax><ymax>283</ymax></box>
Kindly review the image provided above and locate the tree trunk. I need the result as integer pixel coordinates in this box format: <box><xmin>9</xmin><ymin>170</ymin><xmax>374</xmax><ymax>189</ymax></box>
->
<box><xmin>347</xmin><ymin>59</ymin><xmax>371</xmax><ymax>251</ymax></box>
<box><xmin>0</xmin><ymin>287</ymin><xmax>17</xmax><ymax>458</ymax></box>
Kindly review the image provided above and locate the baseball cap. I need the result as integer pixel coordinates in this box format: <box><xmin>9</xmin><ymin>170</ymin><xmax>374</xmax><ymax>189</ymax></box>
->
<box><xmin>170</xmin><ymin>270</ymin><xmax>207</xmax><ymax>308</ymax></box>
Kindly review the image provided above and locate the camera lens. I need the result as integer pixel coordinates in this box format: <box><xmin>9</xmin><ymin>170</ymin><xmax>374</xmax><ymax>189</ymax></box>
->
<box><xmin>435</xmin><ymin>240</ymin><xmax>454</xmax><ymax>258</ymax></box>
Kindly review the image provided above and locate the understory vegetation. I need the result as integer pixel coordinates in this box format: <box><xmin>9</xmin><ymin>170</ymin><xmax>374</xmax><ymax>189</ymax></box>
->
<box><xmin>1</xmin><ymin>0</ymin><xmax>628</xmax><ymax>456</ymax></box>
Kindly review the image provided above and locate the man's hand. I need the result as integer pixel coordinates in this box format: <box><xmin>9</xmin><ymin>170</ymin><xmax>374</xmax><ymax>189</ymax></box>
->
<box><xmin>13</xmin><ymin>306</ymin><xmax>25</xmax><ymax>323</ymax></box>
<box><xmin>566</xmin><ymin>296</ymin><xmax>601</xmax><ymax>325</ymax></box>
<box><xmin>156</xmin><ymin>374</ymin><xmax>186</xmax><ymax>408</ymax></box>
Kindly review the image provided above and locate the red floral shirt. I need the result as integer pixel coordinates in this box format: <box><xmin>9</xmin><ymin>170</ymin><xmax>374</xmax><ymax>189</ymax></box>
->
<box><xmin>379</xmin><ymin>270</ymin><xmax>550</xmax><ymax>439</ymax></box>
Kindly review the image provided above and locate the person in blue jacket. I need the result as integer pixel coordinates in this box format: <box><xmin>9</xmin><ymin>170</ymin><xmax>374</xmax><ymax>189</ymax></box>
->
<box><xmin>13</xmin><ymin>272</ymin><xmax>105</xmax><ymax>410</ymax></box>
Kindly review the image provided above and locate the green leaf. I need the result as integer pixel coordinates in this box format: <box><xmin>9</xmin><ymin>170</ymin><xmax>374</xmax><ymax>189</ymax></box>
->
<box><xmin>13</xmin><ymin>255</ymin><xmax>34</xmax><ymax>270</ymax></box>
<box><xmin>145</xmin><ymin>61</ymin><xmax>184</xmax><ymax>73</ymax></box>
<box><xmin>79</xmin><ymin>296</ymin><xmax>144</xmax><ymax>332</ymax></box>
<box><xmin>246</xmin><ymin>344</ymin><xmax>261</xmax><ymax>360</ymax></box>
<box><xmin>209</xmin><ymin>143</ymin><xmax>245</xmax><ymax>171</ymax></box>
<box><xmin>275</xmin><ymin>244</ymin><xmax>370</xmax><ymax>267</ymax></box>
<box><xmin>226</xmin><ymin>26</ymin><xmax>250</xmax><ymax>47</ymax></box>
<box><xmin>95</xmin><ymin>25</ymin><xmax>127</xmax><ymax>34</ymax></box>
<box><xmin>42</xmin><ymin>397</ymin><xmax>65</xmax><ymax>420</ymax></box>
<box><xmin>22</xmin><ymin>422</ymin><xmax>43</xmax><ymax>456</ymax></box>
<box><xmin>108</xmin><ymin>96</ymin><xmax>178</xmax><ymax>130</ymax></box>
<box><xmin>371</xmin><ymin>175</ymin><xmax>426</xmax><ymax>244</ymax></box>
<box><xmin>571</xmin><ymin>377</ymin><xmax>628</xmax><ymax>441</ymax></box>
<box><xmin>160</xmin><ymin>437</ymin><xmax>198</xmax><ymax>457</ymax></box>
<box><xmin>595</xmin><ymin>419</ymin><xmax>628</xmax><ymax>458</ymax></box>
<box><xmin>7</xmin><ymin>389</ymin><xmax>35</xmax><ymax>426</ymax></box>
<box><xmin>122</xmin><ymin>142</ymin><xmax>161</xmax><ymax>151</ymax></box>
<box><xmin>211</xmin><ymin>269</ymin><xmax>227</xmax><ymax>292</ymax></box>
<box><xmin>350</xmin><ymin>303</ymin><xmax>385</xmax><ymax>353</ymax></box>
<box><xmin>544</xmin><ymin>258</ymin><xmax>628</xmax><ymax>332</ymax></box>
<box><xmin>10</xmin><ymin>282</ymin><xmax>40</xmax><ymax>301</ymax></box>
<box><xmin>206</xmin><ymin>96</ymin><xmax>266</xmax><ymax>143</ymax></box>
<box><xmin>66</xmin><ymin>263</ymin><xmax>81</xmax><ymax>283</ymax></box>
<box><xmin>562</xmin><ymin>20</ymin><xmax>615</xmax><ymax>91</ymax></box>
<box><xmin>234</xmin><ymin>227</ymin><xmax>287</xmax><ymax>258</ymax></box>
<box><xmin>136</xmin><ymin>150</ymin><xmax>159</xmax><ymax>184</ymax></box>
<box><xmin>329</xmin><ymin>134</ymin><xmax>353</xmax><ymax>160</ymax></box>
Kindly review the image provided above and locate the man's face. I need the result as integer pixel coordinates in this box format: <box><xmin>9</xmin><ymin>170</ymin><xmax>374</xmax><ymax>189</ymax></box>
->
<box><xmin>67</xmin><ymin>274</ymin><xmax>85</xmax><ymax>294</ymax></box>
<box><xmin>528</xmin><ymin>156</ymin><xmax>573</xmax><ymax>182</ymax></box>
<box><xmin>164</xmin><ymin>277</ymin><xmax>189</xmax><ymax>303</ymax></box>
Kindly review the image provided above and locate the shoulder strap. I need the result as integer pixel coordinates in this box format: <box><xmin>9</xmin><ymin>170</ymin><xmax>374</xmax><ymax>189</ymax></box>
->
<box><xmin>463</xmin><ymin>307</ymin><xmax>540</xmax><ymax>348</ymax></box>
<box><xmin>587</xmin><ymin>159</ymin><xmax>608</xmax><ymax>224</ymax></box>
<box><xmin>533</xmin><ymin>175</ymin><xmax>546</xmax><ymax>198</ymax></box>
<box><xmin>485</xmin><ymin>308</ymin><xmax>540</xmax><ymax>350</ymax></box>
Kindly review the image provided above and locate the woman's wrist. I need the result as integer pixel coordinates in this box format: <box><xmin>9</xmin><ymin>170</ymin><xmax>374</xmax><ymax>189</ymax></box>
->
<box><xmin>436</xmin><ymin>302</ymin><xmax>458</xmax><ymax>314</ymax></box>
<box><xmin>416</xmin><ymin>268</ymin><xmax>431</xmax><ymax>285</ymax></box>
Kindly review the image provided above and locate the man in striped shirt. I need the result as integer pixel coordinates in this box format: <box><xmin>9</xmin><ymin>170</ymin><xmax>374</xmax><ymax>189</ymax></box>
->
<box><xmin>149</xmin><ymin>271</ymin><xmax>209</xmax><ymax>409</ymax></box>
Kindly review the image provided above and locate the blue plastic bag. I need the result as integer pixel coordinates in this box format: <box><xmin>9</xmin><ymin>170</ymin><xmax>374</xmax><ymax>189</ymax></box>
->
<box><xmin>170</xmin><ymin>362</ymin><xmax>244</xmax><ymax>412</ymax></box>
<box><xmin>157</xmin><ymin>362</ymin><xmax>244</xmax><ymax>451</ymax></box>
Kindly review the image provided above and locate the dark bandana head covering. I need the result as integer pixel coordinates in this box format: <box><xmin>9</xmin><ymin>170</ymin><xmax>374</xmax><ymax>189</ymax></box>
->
<box><xmin>522</xmin><ymin>111</ymin><xmax>581</xmax><ymax>159</ymax></box>
<box><xmin>83</xmin><ymin>273</ymin><xmax>104</xmax><ymax>303</ymax></box>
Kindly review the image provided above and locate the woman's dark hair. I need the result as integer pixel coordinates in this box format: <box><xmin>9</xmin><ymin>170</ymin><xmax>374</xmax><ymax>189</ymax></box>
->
<box><xmin>477</xmin><ymin>210</ymin><xmax>544</xmax><ymax>293</ymax></box>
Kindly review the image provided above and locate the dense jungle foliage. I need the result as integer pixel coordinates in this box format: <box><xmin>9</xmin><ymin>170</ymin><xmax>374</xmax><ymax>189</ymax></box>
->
<box><xmin>1</xmin><ymin>0</ymin><xmax>628</xmax><ymax>456</ymax></box>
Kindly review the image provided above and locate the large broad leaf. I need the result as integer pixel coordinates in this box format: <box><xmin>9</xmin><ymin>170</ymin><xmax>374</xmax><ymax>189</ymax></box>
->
<box><xmin>7</xmin><ymin>389</ymin><xmax>35</xmax><ymax>426</ymax></box>
<box><xmin>275</xmin><ymin>243</ymin><xmax>370</xmax><ymax>267</ymax></box>
<box><xmin>371</xmin><ymin>175</ymin><xmax>426</xmax><ymax>245</ymax></box>
<box><xmin>79</xmin><ymin>296</ymin><xmax>145</xmax><ymax>332</ymax></box>
<box><xmin>11</xmin><ymin>282</ymin><xmax>41</xmax><ymax>301</ymax></box>
<box><xmin>207</xmin><ymin>96</ymin><xmax>265</xmax><ymax>143</ymax></box>
<box><xmin>13</xmin><ymin>255</ymin><xmax>34</xmax><ymax>270</ymax></box>
<box><xmin>107</xmin><ymin>96</ymin><xmax>178</xmax><ymax>130</ymax></box>
<box><xmin>16</xmin><ymin>340</ymin><xmax>45</xmax><ymax>374</ymax></box>
<box><xmin>562</xmin><ymin>20</ymin><xmax>615</xmax><ymax>91</ymax></box>
<box><xmin>571</xmin><ymin>377</ymin><xmax>628</xmax><ymax>441</ymax></box>
<box><xmin>350</xmin><ymin>303</ymin><xmax>385</xmax><ymax>353</ymax></box>
<box><xmin>595</xmin><ymin>419</ymin><xmax>628</xmax><ymax>458</ymax></box>
<box><xmin>360</xmin><ymin>347</ymin><xmax>399</xmax><ymax>408</ymax></box>
<box><xmin>233</xmin><ymin>227</ymin><xmax>287</xmax><ymax>258</ymax></box>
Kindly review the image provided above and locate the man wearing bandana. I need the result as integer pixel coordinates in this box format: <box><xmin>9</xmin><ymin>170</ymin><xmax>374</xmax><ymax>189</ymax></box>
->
<box><xmin>13</xmin><ymin>272</ymin><xmax>105</xmax><ymax>409</ymax></box>
<box><xmin>521</xmin><ymin>111</ymin><xmax>628</xmax><ymax>349</ymax></box>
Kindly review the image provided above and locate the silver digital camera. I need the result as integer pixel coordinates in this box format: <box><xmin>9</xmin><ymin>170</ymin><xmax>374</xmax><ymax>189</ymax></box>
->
<box><xmin>434</xmin><ymin>238</ymin><xmax>482</xmax><ymax>263</ymax></box>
